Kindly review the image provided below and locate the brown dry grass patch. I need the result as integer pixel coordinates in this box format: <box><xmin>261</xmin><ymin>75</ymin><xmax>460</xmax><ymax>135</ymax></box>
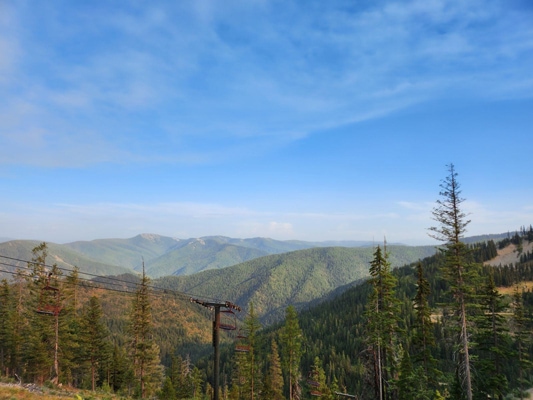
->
<box><xmin>497</xmin><ymin>281</ymin><xmax>533</xmax><ymax>295</ymax></box>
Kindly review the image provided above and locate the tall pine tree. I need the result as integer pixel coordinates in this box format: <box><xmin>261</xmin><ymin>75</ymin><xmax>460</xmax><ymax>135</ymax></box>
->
<box><xmin>511</xmin><ymin>287</ymin><xmax>532</xmax><ymax>399</ymax></box>
<box><xmin>472</xmin><ymin>273</ymin><xmax>511</xmax><ymax>400</ymax></box>
<box><xmin>280</xmin><ymin>305</ymin><xmax>303</xmax><ymax>400</ymax></box>
<box><xmin>410</xmin><ymin>262</ymin><xmax>439</xmax><ymax>392</ymax></box>
<box><xmin>244</xmin><ymin>303</ymin><xmax>262</xmax><ymax>399</ymax></box>
<box><xmin>261</xmin><ymin>340</ymin><xmax>284</xmax><ymax>400</ymax></box>
<box><xmin>129</xmin><ymin>264</ymin><xmax>162</xmax><ymax>398</ymax></box>
<box><xmin>80</xmin><ymin>296</ymin><xmax>111</xmax><ymax>391</ymax></box>
<box><xmin>429</xmin><ymin>164</ymin><xmax>475</xmax><ymax>400</ymax></box>
<box><xmin>24</xmin><ymin>243</ymin><xmax>63</xmax><ymax>384</ymax></box>
<box><xmin>0</xmin><ymin>280</ymin><xmax>11</xmax><ymax>377</ymax></box>
<box><xmin>364</xmin><ymin>245</ymin><xmax>401</xmax><ymax>400</ymax></box>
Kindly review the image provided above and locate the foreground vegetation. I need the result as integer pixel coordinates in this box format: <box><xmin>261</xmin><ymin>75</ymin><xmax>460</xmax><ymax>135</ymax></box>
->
<box><xmin>0</xmin><ymin>380</ymin><xmax>129</xmax><ymax>400</ymax></box>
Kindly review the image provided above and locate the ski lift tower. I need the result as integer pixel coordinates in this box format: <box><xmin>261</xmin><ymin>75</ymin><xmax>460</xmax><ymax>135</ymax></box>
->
<box><xmin>191</xmin><ymin>298</ymin><xmax>241</xmax><ymax>400</ymax></box>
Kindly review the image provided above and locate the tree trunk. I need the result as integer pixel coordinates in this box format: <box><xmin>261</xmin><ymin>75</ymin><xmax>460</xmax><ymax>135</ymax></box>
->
<box><xmin>459</xmin><ymin>294</ymin><xmax>472</xmax><ymax>400</ymax></box>
<box><xmin>52</xmin><ymin>313</ymin><xmax>59</xmax><ymax>385</ymax></box>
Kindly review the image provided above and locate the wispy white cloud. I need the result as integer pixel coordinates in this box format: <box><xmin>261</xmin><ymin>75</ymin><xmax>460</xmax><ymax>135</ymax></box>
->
<box><xmin>1</xmin><ymin>0</ymin><xmax>532</xmax><ymax>168</ymax></box>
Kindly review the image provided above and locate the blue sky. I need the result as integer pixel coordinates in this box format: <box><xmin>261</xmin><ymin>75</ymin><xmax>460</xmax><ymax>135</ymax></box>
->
<box><xmin>1</xmin><ymin>0</ymin><xmax>532</xmax><ymax>245</ymax></box>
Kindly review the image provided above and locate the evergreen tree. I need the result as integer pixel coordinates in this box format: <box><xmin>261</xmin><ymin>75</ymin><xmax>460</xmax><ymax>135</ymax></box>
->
<box><xmin>308</xmin><ymin>356</ymin><xmax>334</xmax><ymax>399</ymax></box>
<box><xmin>397</xmin><ymin>348</ymin><xmax>433</xmax><ymax>400</ymax></box>
<box><xmin>205</xmin><ymin>382</ymin><xmax>214</xmax><ymax>400</ymax></box>
<box><xmin>170</xmin><ymin>354</ymin><xmax>198</xmax><ymax>399</ymax></box>
<box><xmin>129</xmin><ymin>265</ymin><xmax>162</xmax><ymax>398</ymax></box>
<box><xmin>244</xmin><ymin>303</ymin><xmax>262</xmax><ymax>399</ymax></box>
<box><xmin>472</xmin><ymin>274</ymin><xmax>511</xmax><ymax>400</ymax></box>
<box><xmin>364</xmin><ymin>245</ymin><xmax>401</xmax><ymax>400</ymax></box>
<box><xmin>410</xmin><ymin>263</ymin><xmax>439</xmax><ymax>391</ymax></box>
<box><xmin>24</xmin><ymin>243</ymin><xmax>63</xmax><ymax>384</ymax></box>
<box><xmin>109</xmin><ymin>343</ymin><xmax>132</xmax><ymax>393</ymax></box>
<box><xmin>397</xmin><ymin>348</ymin><xmax>414</xmax><ymax>399</ymax></box>
<box><xmin>58</xmin><ymin>267</ymin><xmax>83</xmax><ymax>386</ymax></box>
<box><xmin>80</xmin><ymin>296</ymin><xmax>111</xmax><ymax>391</ymax></box>
<box><xmin>511</xmin><ymin>287</ymin><xmax>532</xmax><ymax>399</ymax></box>
<box><xmin>170</xmin><ymin>355</ymin><xmax>184</xmax><ymax>398</ymax></box>
<box><xmin>261</xmin><ymin>340</ymin><xmax>284</xmax><ymax>400</ymax></box>
<box><xmin>191</xmin><ymin>366</ymin><xmax>203</xmax><ymax>399</ymax></box>
<box><xmin>0</xmin><ymin>280</ymin><xmax>11</xmax><ymax>376</ymax></box>
<box><xmin>280</xmin><ymin>305</ymin><xmax>303</xmax><ymax>400</ymax></box>
<box><xmin>8</xmin><ymin>269</ymin><xmax>26</xmax><ymax>378</ymax></box>
<box><xmin>231</xmin><ymin>341</ymin><xmax>247</xmax><ymax>399</ymax></box>
<box><xmin>160</xmin><ymin>376</ymin><xmax>177</xmax><ymax>400</ymax></box>
<box><xmin>232</xmin><ymin>303</ymin><xmax>262</xmax><ymax>399</ymax></box>
<box><xmin>330</xmin><ymin>375</ymin><xmax>339</xmax><ymax>400</ymax></box>
<box><xmin>429</xmin><ymin>164</ymin><xmax>475</xmax><ymax>400</ymax></box>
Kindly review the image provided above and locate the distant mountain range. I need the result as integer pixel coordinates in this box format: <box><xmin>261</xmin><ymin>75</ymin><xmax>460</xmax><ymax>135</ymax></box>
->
<box><xmin>0</xmin><ymin>233</ymin><xmax>434</xmax><ymax>279</ymax></box>
<box><xmin>64</xmin><ymin>234</ymin><xmax>386</xmax><ymax>277</ymax></box>
<box><xmin>1</xmin><ymin>232</ymin><xmax>511</xmax><ymax>281</ymax></box>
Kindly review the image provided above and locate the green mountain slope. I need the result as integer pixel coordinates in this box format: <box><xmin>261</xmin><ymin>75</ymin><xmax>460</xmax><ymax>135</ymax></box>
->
<box><xmin>279</xmin><ymin>238</ymin><xmax>533</xmax><ymax>397</ymax></box>
<box><xmin>0</xmin><ymin>240</ymin><xmax>131</xmax><ymax>278</ymax></box>
<box><xmin>64</xmin><ymin>233</ymin><xmax>182</xmax><ymax>271</ymax></box>
<box><xmin>207</xmin><ymin>236</ymin><xmax>316</xmax><ymax>253</ymax></box>
<box><xmin>156</xmin><ymin>245</ymin><xmax>437</xmax><ymax>324</ymax></box>
<box><xmin>145</xmin><ymin>240</ymin><xmax>269</xmax><ymax>277</ymax></box>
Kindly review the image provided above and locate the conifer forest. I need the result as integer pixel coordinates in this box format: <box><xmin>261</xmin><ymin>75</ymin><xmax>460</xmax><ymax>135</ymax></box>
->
<box><xmin>1</xmin><ymin>166</ymin><xmax>533</xmax><ymax>399</ymax></box>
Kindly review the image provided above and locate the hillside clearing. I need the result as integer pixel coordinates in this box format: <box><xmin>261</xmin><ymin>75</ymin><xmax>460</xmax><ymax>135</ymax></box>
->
<box><xmin>485</xmin><ymin>241</ymin><xmax>533</xmax><ymax>267</ymax></box>
<box><xmin>497</xmin><ymin>281</ymin><xmax>533</xmax><ymax>295</ymax></box>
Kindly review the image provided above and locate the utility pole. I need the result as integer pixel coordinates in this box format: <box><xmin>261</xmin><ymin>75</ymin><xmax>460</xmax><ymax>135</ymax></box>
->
<box><xmin>191</xmin><ymin>298</ymin><xmax>241</xmax><ymax>400</ymax></box>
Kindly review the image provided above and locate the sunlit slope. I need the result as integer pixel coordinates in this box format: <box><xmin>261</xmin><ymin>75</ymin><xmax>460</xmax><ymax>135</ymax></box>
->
<box><xmin>157</xmin><ymin>245</ymin><xmax>436</xmax><ymax>323</ymax></box>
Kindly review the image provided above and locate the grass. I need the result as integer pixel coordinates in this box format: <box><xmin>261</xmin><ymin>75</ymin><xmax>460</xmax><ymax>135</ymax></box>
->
<box><xmin>497</xmin><ymin>281</ymin><xmax>533</xmax><ymax>295</ymax></box>
<box><xmin>0</xmin><ymin>384</ymin><xmax>129</xmax><ymax>400</ymax></box>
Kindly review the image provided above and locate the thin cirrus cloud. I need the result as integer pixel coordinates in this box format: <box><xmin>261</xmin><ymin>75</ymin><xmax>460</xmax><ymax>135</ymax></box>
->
<box><xmin>1</xmin><ymin>0</ymin><xmax>532</xmax><ymax>168</ymax></box>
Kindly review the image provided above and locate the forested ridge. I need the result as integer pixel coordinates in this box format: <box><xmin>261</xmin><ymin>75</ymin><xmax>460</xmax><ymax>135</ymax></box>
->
<box><xmin>292</xmin><ymin>233</ymin><xmax>533</xmax><ymax>398</ymax></box>
<box><xmin>1</xmin><ymin>184</ymin><xmax>533</xmax><ymax>399</ymax></box>
<box><xmin>3</xmin><ymin>228</ymin><xmax>532</xmax><ymax>399</ymax></box>
<box><xmin>155</xmin><ymin>245</ymin><xmax>436</xmax><ymax>324</ymax></box>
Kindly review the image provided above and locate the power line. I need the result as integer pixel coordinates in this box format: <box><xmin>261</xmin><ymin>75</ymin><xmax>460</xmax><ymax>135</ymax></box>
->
<box><xmin>0</xmin><ymin>259</ymin><xmax>170</xmax><ymax>297</ymax></box>
<box><xmin>0</xmin><ymin>255</ymin><xmax>145</xmax><ymax>292</ymax></box>
<box><xmin>0</xmin><ymin>264</ymin><xmax>137</xmax><ymax>296</ymax></box>
<box><xmin>1</xmin><ymin>252</ymin><xmax>243</xmax><ymax>400</ymax></box>
<box><xmin>1</xmin><ymin>253</ymin><xmax>163</xmax><ymax>291</ymax></box>
<box><xmin>0</xmin><ymin>253</ymin><xmax>223</xmax><ymax>303</ymax></box>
